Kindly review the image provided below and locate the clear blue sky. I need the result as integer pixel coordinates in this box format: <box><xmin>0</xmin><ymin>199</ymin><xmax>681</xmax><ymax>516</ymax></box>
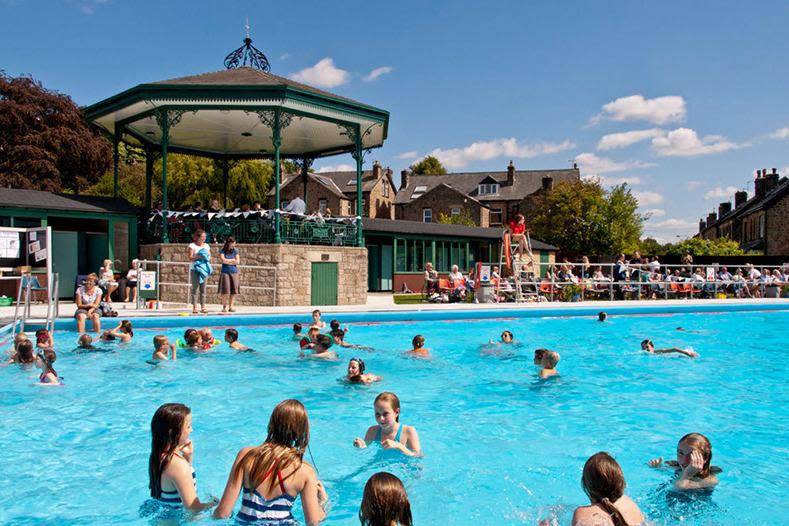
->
<box><xmin>2</xmin><ymin>0</ymin><xmax>788</xmax><ymax>240</ymax></box>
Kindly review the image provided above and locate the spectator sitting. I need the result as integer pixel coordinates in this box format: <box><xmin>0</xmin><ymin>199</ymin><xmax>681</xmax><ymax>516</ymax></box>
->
<box><xmin>251</xmin><ymin>201</ymin><xmax>263</xmax><ymax>211</ymax></box>
<box><xmin>592</xmin><ymin>266</ymin><xmax>609</xmax><ymax>281</ymax></box>
<box><xmin>580</xmin><ymin>256</ymin><xmax>591</xmax><ymax>279</ymax></box>
<box><xmin>648</xmin><ymin>256</ymin><xmax>661</xmax><ymax>273</ymax></box>
<box><xmin>284</xmin><ymin>196</ymin><xmax>306</xmax><ymax>215</ymax></box>
<box><xmin>98</xmin><ymin>259</ymin><xmax>118</xmax><ymax>303</ymax></box>
<box><xmin>507</xmin><ymin>213</ymin><xmax>528</xmax><ymax>261</ymax></box>
<box><xmin>732</xmin><ymin>268</ymin><xmax>750</xmax><ymax>297</ymax></box>
<box><xmin>448</xmin><ymin>265</ymin><xmax>465</xmax><ymax>290</ymax></box>
<box><xmin>207</xmin><ymin>199</ymin><xmax>222</xmax><ymax>213</ymax></box>
<box><xmin>681</xmin><ymin>251</ymin><xmax>693</xmax><ymax>266</ymax></box>
<box><xmin>240</xmin><ymin>203</ymin><xmax>250</xmax><ymax>212</ymax></box>
<box><xmin>424</xmin><ymin>262</ymin><xmax>439</xmax><ymax>294</ymax></box>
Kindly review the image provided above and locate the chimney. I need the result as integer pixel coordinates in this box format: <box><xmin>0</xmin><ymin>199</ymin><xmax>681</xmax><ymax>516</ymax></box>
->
<box><xmin>699</xmin><ymin>219</ymin><xmax>706</xmax><ymax>232</ymax></box>
<box><xmin>706</xmin><ymin>211</ymin><xmax>717</xmax><ymax>225</ymax></box>
<box><xmin>734</xmin><ymin>190</ymin><xmax>747</xmax><ymax>208</ymax></box>
<box><xmin>506</xmin><ymin>160</ymin><xmax>515</xmax><ymax>186</ymax></box>
<box><xmin>372</xmin><ymin>160</ymin><xmax>382</xmax><ymax>179</ymax></box>
<box><xmin>765</xmin><ymin>168</ymin><xmax>780</xmax><ymax>192</ymax></box>
<box><xmin>754</xmin><ymin>172</ymin><xmax>765</xmax><ymax>198</ymax></box>
<box><xmin>718</xmin><ymin>201</ymin><xmax>732</xmax><ymax>217</ymax></box>
<box><xmin>400</xmin><ymin>170</ymin><xmax>410</xmax><ymax>191</ymax></box>
<box><xmin>542</xmin><ymin>176</ymin><xmax>553</xmax><ymax>191</ymax></box>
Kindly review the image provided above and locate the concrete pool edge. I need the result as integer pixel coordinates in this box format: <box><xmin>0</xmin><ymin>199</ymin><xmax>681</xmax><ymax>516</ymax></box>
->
<box><xmin>2</xmin><ymin>298</ymin><xmax>786</xmax><ymax>334</ymax></box>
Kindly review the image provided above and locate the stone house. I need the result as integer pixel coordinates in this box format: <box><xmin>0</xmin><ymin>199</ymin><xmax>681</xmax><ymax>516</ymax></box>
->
<box><xmin>697</xmin><ymin>168</ymin><xmax>788</xmax><ymax>256</ymax></box>
<box><xmin>395</xmin><ymin>161</ymin><xmax>580</xmax><ymax>227</ymax></box>
<box><xmin>268</xmin><ymin>161</ymin><xmax>396</xmax><ymax>218</ymax></box>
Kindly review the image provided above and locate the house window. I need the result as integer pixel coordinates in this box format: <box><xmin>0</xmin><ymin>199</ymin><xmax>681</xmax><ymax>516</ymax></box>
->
<box><xmin>490</xmin><ymin>208</ymin><xmax>503</xmax><ymax>225</ymax></box>
<box><xmin>318</xmin><ymin>199</ymin><xmax>327</xmax><ymax>213</ymax></box>
<box><xmin>423</xmin><ymin>208</ymin><xmax>432</xmax><ymax>223</ymax></box>
<box><xmin>382</xmin><ymin>180</ymin><xmax>389</xmax><ymax>198</ymax></box>
<box><xmin>353</xmin><ymin>198</ymin><xmax>366</xmax><ymax>215</ymax></box>
<box><xmin>451</xmin><ymin>207</ymin><xmax>461</xmax><ymax>216</ymax></box>
<box><xmin>478</xmin><ymin>183</ymin><xmax>500</xmax><ymax>195</ymax></box>
<box><xmin>411</xmin><ymin>185</ymin><xmax>428</xmax><ymax>199</ymax></box>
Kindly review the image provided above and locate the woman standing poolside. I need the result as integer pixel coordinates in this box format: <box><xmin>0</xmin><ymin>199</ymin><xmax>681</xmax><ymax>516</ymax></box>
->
<box><xmin>214</xmin><ymin>399</ymin><xmax>328</xmax><ymax>525</ymax></box>
<box><xmin>219</xmin><ymin>236</ymin><xmax>241</xmax><ymax>313</ymax></box>
<box><xmin>187</xmin><ymin>229</ymin><xmax>211</xmax><ymax>314</ymax></box>
<box><xmin>75</xmin><ymin>273</ymin><xmax>102</xmax><ymax>333</ymax></box>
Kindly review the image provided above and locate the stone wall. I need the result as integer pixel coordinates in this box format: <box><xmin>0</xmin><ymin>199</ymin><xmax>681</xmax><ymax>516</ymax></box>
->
<box><xmin>765</xmin><ymin>192</ymin><xmax>789</xmax><ymax>256</ymax></box>
<box><xmin>139</xmin><ymin>243</ymin><xmax>367</xmax><ymax>306</ymax></box>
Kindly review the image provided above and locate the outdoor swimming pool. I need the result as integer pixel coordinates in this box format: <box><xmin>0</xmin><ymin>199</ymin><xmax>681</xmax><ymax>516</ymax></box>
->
<box><xmin>1</xmin><ymin>306</ymin><xmax>787</xmax><ymax>525</ymax></box>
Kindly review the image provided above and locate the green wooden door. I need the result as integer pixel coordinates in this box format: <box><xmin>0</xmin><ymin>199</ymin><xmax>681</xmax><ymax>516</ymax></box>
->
<box><xmin>380</xmin><ymin>244</ymin><xmax>393</xmax><ymax>291</ymax></box>
<box><xmin>367</xmin><ymin>245</ymin><xmax>380</xmax><ymax>291</ymax></box>
<box><xmin>52</xmin><ymin>231</ymin><xmax>78</xmax><ymax>298</ymax></box>
<box><xmin>311</xmin><ymin>262</ymin><xmax>338</xmax><ymax>305</ymax></box>
<box><xmin>539</xmin><ymin>251</ymin><xmax>550</xmax><ymax>277</ymax></box>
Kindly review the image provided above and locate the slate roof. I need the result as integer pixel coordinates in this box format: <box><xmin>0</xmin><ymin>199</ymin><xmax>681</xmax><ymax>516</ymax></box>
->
<box><xmin>151</xmin><ymin>67</ymin><xmax>362</xmax><ymax>106</ymax></box>
<box><xmin>394</xmin><ymin>168</ymin><xmax>580</xmax><ymax>205</ymax></box>
<box><xmin>0</xmin><ymin>188</ymin><xmax>139</xmax><ymax>215</ymax></box>
<box><xmin>363</xmin><ymin>217</ymin><xmax>558</xmax><ymax>250</ymax></box>
<box><xmin>269</xmin><ymin>173</ymin><xmax>348</xmax><ymax>200</ymax></box>
<box><xmin>273</xmin><ymin>168</ymin><xmax>396</xmax><ymax>197</ymax></box>
<box><xmin>706</xmin><ymin>176</ymin><xmax>788</xmax><ymax>226</ymax></box>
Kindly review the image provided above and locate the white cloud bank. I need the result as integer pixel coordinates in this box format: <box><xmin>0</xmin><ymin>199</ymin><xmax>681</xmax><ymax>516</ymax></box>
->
<box><xmin>429</xmin><ymin>138</ymin><xmax>575</xmax><ymax>170</ymax></box>
<box><xmin>290</xmin><ymin>58</ymin><xmax>349</xmax><ymax>88</ymax></box>
<box><xmin>769</xmin><ymin>127</ymin><xmax>789</xmax><ymax>140</ymax></box>
<box><xmin>575</xmin><ymin>153</ymin><xmax>654</xmax><ymax>177</ymax></box>
<box><xmin>591</xmin><ymin>95</ymin><xmax>686</xmax><ymax>125</ymax></box>
<box><xmin>394</xmin><ymin>151</ymin><xmax>419</xmax><ymax>160</ymax></box>
<box><xmin>703</xmin><ymin>186</ymin><xmax>738</xmax><ymax>200</ymax></box>
<box><xmin>363</xmin><ymin>66</ymin><xmax>393</xmax><ymax>82</ymax></box>
<box><xmin>316</xmin><ymin>163</ymin><xmax>354</xmax><ymax>173</ymax></box>
<box><xmin>597</xmin><ymin>129</ymin><xmax>664</xmax><ymax>150</ymax></box>
<box><xmin>633</xmin><ymin>191</ymin><xmax>664</xmax><ymax>206</ymax></box>
<box><xmin>651</xmin><ymin>128</ymin><xmax>739</xmax><ymax>157</ymax></box>
<box><xmin>644</xmin><ymin>208</ymin><xmax>666</xmax><ymax>218</ymax></box>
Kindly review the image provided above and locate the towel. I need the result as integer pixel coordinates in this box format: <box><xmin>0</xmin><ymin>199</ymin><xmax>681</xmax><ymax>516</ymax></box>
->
<box><xmin>193</xmin><ymin>248</ymin><xmax>213</xmax><ymax>283</ymax></box>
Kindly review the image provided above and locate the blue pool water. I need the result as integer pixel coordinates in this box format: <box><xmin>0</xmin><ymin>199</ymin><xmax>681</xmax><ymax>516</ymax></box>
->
<box><xmin>1</xmin><ymin>307</ymin><xmax>787</xmax><ymax>525</ymax></box>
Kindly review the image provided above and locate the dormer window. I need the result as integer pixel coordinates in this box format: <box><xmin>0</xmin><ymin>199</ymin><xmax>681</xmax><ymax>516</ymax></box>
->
<box><xmin>478</xmin><ymin>183</ymin><xmax>499</xmax><ymax>195</ymax></box>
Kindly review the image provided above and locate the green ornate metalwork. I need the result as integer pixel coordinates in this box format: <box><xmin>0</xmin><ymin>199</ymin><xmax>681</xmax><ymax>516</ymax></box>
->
<box><xmin>224</xmin><ymin>23</ymin><xmax>271</xmax><ymax>71</ymax></box>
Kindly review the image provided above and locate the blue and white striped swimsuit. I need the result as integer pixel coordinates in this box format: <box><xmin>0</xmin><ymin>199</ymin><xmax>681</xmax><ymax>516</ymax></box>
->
<box><xmin>236</xmin><ymin>467</ymin><xmax>297</xmax><ymax>525</ymax></box>
<box><xmin>158</xmin><ymin>465</ymin><xmax>197</xmax><ymax>506</ymax></box>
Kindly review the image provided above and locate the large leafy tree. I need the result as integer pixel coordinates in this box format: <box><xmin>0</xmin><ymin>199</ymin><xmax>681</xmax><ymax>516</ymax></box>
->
<box><xmin>0</xmin><ymin>71</ymin><xmax>111</xmax><ymax>192</ymax></box>
<box><xmin>529</xmin><ymin>179</ymin><xmax>644</xmax><ymax>255</ymax></box>
<box><xmin>661</xmin><ymin>237</ymin><xmax>745</xmax><ymax>256</ymax></box>
<box><xmin>410</xmin><ymin>155</ymin><xmax>447</xmax><ymax>175</ymax></box>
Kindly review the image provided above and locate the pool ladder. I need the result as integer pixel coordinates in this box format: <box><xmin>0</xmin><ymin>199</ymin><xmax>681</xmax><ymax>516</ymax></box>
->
<box><xmin>11</xmin><ymin>272</ymin><xmax>59</xmax><ymax>336</ymax></box>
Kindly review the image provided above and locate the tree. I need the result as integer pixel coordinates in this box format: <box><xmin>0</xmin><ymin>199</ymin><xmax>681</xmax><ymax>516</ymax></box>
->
<box><xmin>410</xmin><ymin>155</ymin><xmax>447</xmax><ymax>175</ymax></box>
<box><xmin>529</xmin><ymin>179</ymin><xmax>644</xmax><ymax>255</ymax></box>
<box><xmin>436</xmin><ymin>209</ymin><xmax>476</xmax><ymax>226</ymax></box>
<box><xmin>661</xmin><ymin>237</ymin><xmax>745</xmax><ymax>256</ymax></box>
<box><xmin>0</xmin><ymin>71</ymin><xmax>111</xmax><ymax>192</ymax></box>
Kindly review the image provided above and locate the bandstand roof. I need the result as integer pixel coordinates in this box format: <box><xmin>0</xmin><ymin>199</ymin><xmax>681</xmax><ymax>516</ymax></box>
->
<box><xmin>84</xmin><ymin>67</ymin><xmax>389</xmax><ymax>160</ymax></box>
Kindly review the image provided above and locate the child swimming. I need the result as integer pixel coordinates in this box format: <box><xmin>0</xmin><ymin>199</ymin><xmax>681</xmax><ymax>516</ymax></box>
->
<box><xmin>77</xmin><ymin>333</ymin><xmax>96</xmax><ymax>350</ymax></box>
<box><xmin>539</xmin><ymin>351</ymin><xmax>560</xmax><ymax>379</ymax></box>
<box><xmin>152</xmin><ymin>335</ymin><xmax>177</xmax><ymax>361</ymax></box>
<box><xmin>199</xmin><ymin>328</ymin><xmax>219</xmax><ymax>349</ymax></box>
<box><xmin>359</xmin><ymin>472</ymin><xmax>413</xmax><ymax>526</ymax></box>
<box><xmin>345</xmin><ymin>358</ymin><xmax>382</xmax><ymax>384</ymax></box>
<box><xmin>100</xmin><ymin>320</ymin><xmax>134</xmax><ymax>343</ymax></box>
<box><xmin>406</xmin><ymin>335</ymin><xmax>430</xmax><ymax>358</ymax></box>
<box><xmin>293</xmin><ymin>323</ymin><xmax>305</xmax><ymax>340</ymax></box>
<box><xmin>300</xmin><ymin>334</ymin><xmax>337</xmax><ymax>360</ymax></box>
<box><xmin>8</xmin><ymin>339</ymin><xmax>35</xmax><ymax>365</ymax></box>
<box><xmin>224</xmin><ymin>328</ymin><xmax>249</xmax><ymax>351</ymax></box>
<box><xmin>35</xmin><ymin>328</ymin><xmax>53</xmax><ymax>349</ymax></box>
<box><xmin>36</xmin><ymin>348</ymin><xmax>60</xmax><ymax>385</ymax></box>
<box><xmin>149</xmin><ymin>403</ymin><xmax>216</xmax><ymax>511</ymax></box>
<box><xmin>648</xmin><ymin>432</ymin><xmax>720</xmax><ymax>491</ymax></box>
<box><xmin>311</xmin><ymin>309</ymin><xmax>326</xmax><ymax>330</ymax></box>
<box><xmin>186</xmin><ymin>331</ymin><xmax>204</xmax><ymax>350</ymax></box>
<box><xmin>641</xmin><ymin>339</ymin><xmax>699</xmax><ymax>358</ymax></box>
<box><xmin>572</xmin><ymin>452</ymin><xmax>645</xmax><ymax>526</ymax></box>
<box><xmin>598</xmin><ymin>311</ymin><xmax>608</xmax><ymax>322</ymax></box>
<box><xmin>353</xmin><ymin>392</ymin><xmax>422</xmax><ymax>457</ymax></box>
<box><xmin>501</xmin><ymin>330</ymin><xmax>514</xmax><ymax>343</ymax></box>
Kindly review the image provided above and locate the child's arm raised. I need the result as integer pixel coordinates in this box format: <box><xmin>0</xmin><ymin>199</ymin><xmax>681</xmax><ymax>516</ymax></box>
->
<box><xmin>674</xmin><ymin>450</ymin><xmax>718</xmax><ymax>490</ymax></box>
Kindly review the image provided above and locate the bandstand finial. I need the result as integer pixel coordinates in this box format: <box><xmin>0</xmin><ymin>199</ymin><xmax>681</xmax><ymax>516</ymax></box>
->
<box><xmin>224</xmin><ymin>21</ymin><xmax>270</xmax><ymax>71</ymax></box>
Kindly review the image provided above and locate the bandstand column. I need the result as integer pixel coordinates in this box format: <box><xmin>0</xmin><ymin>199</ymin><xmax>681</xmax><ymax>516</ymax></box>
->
<box><xmin>112</xmin><ymin>127</ymin><xmax>121</xmax><ymax>198</ymax></box>
<box><xmin>222</xmin><ymin>159</ymin><xmax>230</xmax><ymax>209</ymax></box>
<box><xmin>353</xmin><ymin>125</ymin><xmax>364</xmax><ymax>246</ymax></box>
<box><xmin>273</xmin><ymin>109</ymin><xmax>282</xmax><ymax>244</ymax></box>
<box><xmin>144</xmin><ymin>146</ymin><xmax>153</xmax><ymax>210</ymax></box>
<box><xmin>157</xmin><ymin>110</ymin><xmax>170</xmax><ymax>243</ymax></box>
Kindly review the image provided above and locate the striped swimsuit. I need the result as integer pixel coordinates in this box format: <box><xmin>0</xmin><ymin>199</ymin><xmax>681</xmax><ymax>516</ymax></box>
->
<box><xmin>157</xmin><ymin>464</ymin><xmax>197</xmax><ymax>506</ymax></box>
<box><xmin>237</xmin><ymin>466</ymin><xmax>297</xmax><ymax>525</ymax></box>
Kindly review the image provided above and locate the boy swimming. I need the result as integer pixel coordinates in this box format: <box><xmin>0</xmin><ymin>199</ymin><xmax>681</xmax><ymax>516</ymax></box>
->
<box><xmin>224</xmin><ymin>328</ymin><xmax>249</xmax><ymax>351</ymax></box>
<box><xmin>641</xmin><ymin>339</ymin><xmax>698</xmax><ymax>358</ymax></box>
<box><xmin>152</xmin><ymin>335</ymin><xmax>177</xmax><ymax>361</ymax></box>
<box><xmin>406</xmin><ymin>335</ymin><xmax>430</xmax><ymax>358</ymax></box>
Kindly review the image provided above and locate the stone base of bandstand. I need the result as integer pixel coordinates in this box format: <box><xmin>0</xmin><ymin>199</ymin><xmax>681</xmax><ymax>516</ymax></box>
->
<box><xmin>139</xmin><ymin>244</ymin><xmax>368</xmax><ymax>307</ymax></box>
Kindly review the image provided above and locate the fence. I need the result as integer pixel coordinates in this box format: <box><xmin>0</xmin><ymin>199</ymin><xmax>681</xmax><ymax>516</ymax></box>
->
<box><xmin>136</xmin><ymin>259</ymin><xmax>278</xmax><ymax>308</ymax></box>
<box><xmin>484</xmin><ymin>261</ymin><xmax>789</xmax><ymax>302</ymax></box>
<box><xmin>140</xmin><ymin>211</ymin><xmax>359</xmax><ymax>247</ymax></box>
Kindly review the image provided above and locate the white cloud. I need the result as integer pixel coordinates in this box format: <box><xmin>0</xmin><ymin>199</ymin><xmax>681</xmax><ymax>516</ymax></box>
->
<box><xmin>686</xmin><ymin>180</ymin><xmax>703</xmax><ymax>190</ymax></box>
<box><xmin>394</xmin><ymin>150</ymin><xmax>419</xmax><ymax>160</ymax></box>
<box><xmin>575</xmin><ymin>152</ymin><xmax>655</xmax><ymax>177</ymax></box>
<box><xmin>703</xmin><ymin>186</ymin><xmax>738</xmax><ymax>200</ymax></box>
<box><xmin>769</xmin><ymin>127</ymin><xmax>789</xmax><ymax>140</ymax></box>
<box><xmin>597</xmin><ymin>129</ymin><xmax>664</xmax><ymax>150</ymax></box>
<box><xmin>363</xmin><ymin>66</ymin><xmax>393</xmax><ymax>82</ymax></box>
<box><xmin>316</xmin><ymin>163</ymin><xmax>354</xmax><ymax>173</ymax></box>
<box><xmin>651</xmin><ymin>128</ymin><xmax>739</xmax><ymax>157</ymax></box>
<box><xmin>781</xmin><ymin>166</ymin><xmax>789</xmax><ymax>176</ymax></box>
<box><xmin>645</xmin><ymin>208</ymin><xmax>666</xmax><ymax>218</ymax></box>
<box><xmin>644</xmin><ymin>216</ymin><xmax>699</xmax><ymax>241</ymax></box>
<box><xmin>591</xmin><ymin>95</ymin><xmax>686</xmax><ymax>125</ymax></box>
<box><xmin>584</xmin><ymin>175</ymin><xmax>642</xmax><ymax>186</ymax></box>
<box><xmin>290</xmin><ymin>58</ymin><xmax>350</xmax><ymax>88</ymax></box>
<box><xmin>279</xmin><ymin>53</ymin><xmax>291</xmax><ymax>61</ymax></box>
<box><xmin>650</xmin><ymin>218</ymin><xmax>696</xmax><ymax>230</ymax></box>
<box><xmin>633</xmin><ymin>191</ymin><xmax>664</xmax><ymax>206</ymax></box>
<box><xmin>429</xmin><ymin>138</ymin><xmax>575</xmax><ymax>170</ymax></box>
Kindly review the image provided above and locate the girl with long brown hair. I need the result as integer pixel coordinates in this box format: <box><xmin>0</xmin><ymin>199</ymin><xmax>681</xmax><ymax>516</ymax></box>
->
<box><xmin>572</xmin><ymin>452</ymin><xmax>645</xmax><ymax>526</ymax></box>
<box><xmin>148</xmin><ymin>403</ymin><xmax>216</xmax><ymax>511</ymax></box>
<box><xmin>359</xmin><ymin>472</ymin><xmax>413</xmax><ymax>526</ymax></box>
<box><xmin>353</xmin><ymin>392</ymin><xmax>422</xmax><ymax>457</ymax></box>
<box><xmin>648</xmin><ymin>432</ymin><xmax>720</xmax><ymax>490</ymax></box>
<box><xmin>213</xmin><ymin>399</ymin><xmax>328</xmax><ymax>525</ymax></box>
<box><xmin>35</xmin><ymin>348</ymin><xmax>59</xmax><ymax>385</ymax></box>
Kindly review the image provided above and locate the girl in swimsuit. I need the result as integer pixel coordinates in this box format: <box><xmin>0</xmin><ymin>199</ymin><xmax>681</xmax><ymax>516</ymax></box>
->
<box><xmin>345</xmin><ymin>358</ymin><xmax>382</xmax><ymax>384</ymax></box>
<box><xmin>572</xmin><ymin>452</ymin><xmax>645</xmax><ymax>526</ymax></box>
<box><xmin>359</xmin><ymin>472</ymin><xmax>413</xmax><ymax>526</ymax></box>
<box><xmin>100</xmin><ymin>320</ymin><xmax>134</xmax><ymax>343</ymax></box>
<box><xmin>353</xmin><ymin>392</ymin><xmax>422</xmax><ymax>457</ymax></box>
<box><xmin>648</xmin><ymin>432</ymin><xmax>720</xmax><ymax>491</ymax></box>
<box><xmin>214</xmin><ymin>399</ymin><xmax>328</xmax><ymax>525</ymax></box>
<box><xmin>148</xmin><ymin>403</ymin><xmax>216</xmax><ymax>511</ymax></box>
<box><xmin>35</xmin><ymin>328</ymin><xmax>54</xmax><ymax>350</ymax></box>
<box><xmin>36</xmin><ymin>348</ymin><xmax>60</xmax><ymax>385</ymax></box>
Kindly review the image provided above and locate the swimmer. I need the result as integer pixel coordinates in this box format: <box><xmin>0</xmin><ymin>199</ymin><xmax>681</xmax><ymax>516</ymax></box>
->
<box><xmin>8</xmin><ymin>339</ymin><xmax>35</xmax><ymax>365</ymax></box>
<box><xmin>406</xmin><ymin>335</ymin><xmax>430</xmax><ymax>358</ymax></box>
<box><xmin>598</xmin><ymin>311</ymin><xmax>607</xmax><ymax>322</ymax></box>
<box><xmin>300</xmin><ymin>333</ymin><xmax>337</xmax><ymax>360</ymax></box>
<box><xmin>331</xmin><ymin>328</ymin><xmax>365</xmax><ymax>349</ymax></box>
<box><xmin>533</xmin><ymin>348</ymin><xmax>550</xmax><ymax>365</ymax></box>
<box><xmin>572</xmin><ymin>452</ymin><xmax>645</xmax><ymax>526</ymax></box>
<box><xmin>186</xmin><ymin>331</ymin><xmax>204</xmax><ymax>350</ymax></box>
<box><xmin>292</xmin><ymin>323</ymin><xmax>305</xmax><ymax>340</ymax></box>
<box><xmin>77</xmin><ymin>334</ymin><xmax>96</xmax><ymax>350</ymax></box>
<box><xmin>224</xmin><ymin>328</ymin><xmax>249</xmax><ymax>351</ymax></box>
<box><xmin>199</xmin><ymin>328</ymin><xmax>219</xmax><ymax>349</ymax></box>
<box><xmin>307</xmin><ymin>326</ymin><xmax>320</xmax><ymax>343</ymax></box>
<box><xmin>345</xmin><ymin>358</ymin><xmax>382</xmax><ymax>384</ymax></box>
<box><xmin>359</xmin><ymin>472</ymin><xmax>413</xmax><ymax>526</ymax></box>
<box><xmin>648</xmin><ymin>432</ymin><xmax>720</xmax><ymax>491</ymax></box>
<box><xmin>353</xmin><ymin>392</ymin><xmax>422</xmax><ymax>457</ymax></box>
<box><xmin>539</xmin><ymin>351</ymin><xmax>560</xmax><ymax>379</ymax></box>
<box><xmin>640</xmin><ymin>339</ymin><xmax>698</xmax><ymax>358</ymax></box>
<box><xmin>501</xmin><ymin>330</ymin><xmax>514</xmax><ymax>343</ymax></box>
<box><xmin>35</xmin><ymin>348</ymin><xmax>60</xmax><ymax>385</ymax></box>
<box><xmin>35</xmin><ymin>328</ymin><xmax>54</xmax><ymax>349</ymax></box>
<box><xmin>330</xmin><ymin>319</ymin><xmax>348</xmax><ymax>335</ymax></box>
<box><xmin>152</xmin><ymin>335</ymin><xmax>177</xmax><ymax>361</ymax></box>
<box><xmin>100</xmin><ymin>320</ymin><xmax>134</xmax><ymax>343</ymax></box>
<box><xmin>4</xmin><ymin>332</ymin><xmax>29</xmax><ymax>363</ymax></box>
<box><xmin>149</xmin><ymin>403</ymin><xmax>217</xmax><ymax>511</ymax></box>
<box><xmin>311</xmin><ymin>309</ymin><xmax>326</xmax><ymax>330</ymax></box>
